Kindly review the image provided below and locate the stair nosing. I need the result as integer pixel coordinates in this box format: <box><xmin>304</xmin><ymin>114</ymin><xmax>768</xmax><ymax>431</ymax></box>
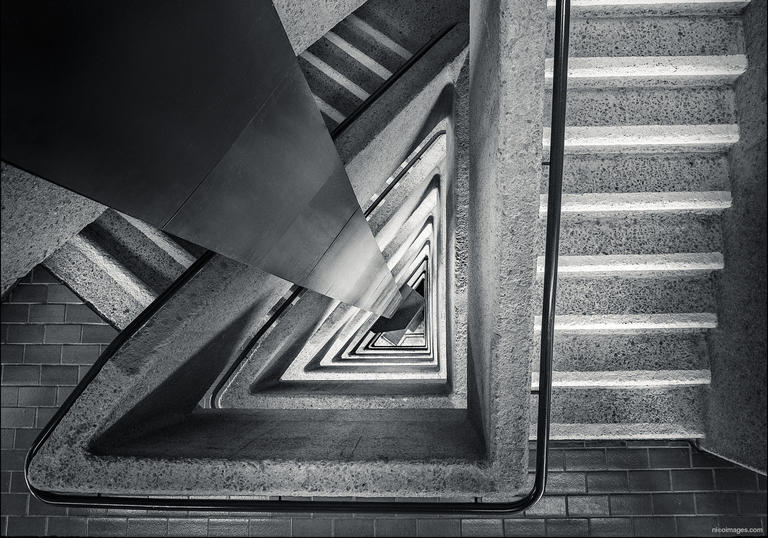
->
<box><xmin>534</xmin><ymin>313</ymin><xmax>718</xmax><ymax>332</ymax></box>
<box><xmin>531</xmin><ymin>369</ymin><xmax>711</xmax><ymax>389</ymax></box>
<box><xmin>536</xmin><ymin>252</ymin><xmax>725</xmax><ymax>276</ymax></box>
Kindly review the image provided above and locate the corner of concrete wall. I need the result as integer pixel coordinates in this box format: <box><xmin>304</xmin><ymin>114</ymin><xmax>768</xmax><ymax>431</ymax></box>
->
<box><xmin>468</xmin><ymin>0</ymin><xmax>547</xmax><ymax>488</ymax></box>
<box><xmin>703</xmin><ymin>0</ymin><xmax>767</xmax><ymax>473</ymax></box>
<box><xmin>273</xmin><ymin>0</ymin><xmax>367</xmax><ymax>55</ymax></box>
<box><xmin>1</xmin><ymin>163</ymin><xmax>105</xmax><ymax>297</ymax></box>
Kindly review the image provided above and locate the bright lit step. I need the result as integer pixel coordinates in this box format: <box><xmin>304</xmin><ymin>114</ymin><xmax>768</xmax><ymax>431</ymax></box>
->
<box><xmin>531</xmin><ymin>369</ymin><xmax>711</xmax><ymax>390</ymax></box>
<box><xmin>546</xmin><ymin>0</ymin><xmax>749</xmax><ymax>16</ymax></box>
<box><xmin>324</xmin><ymin>31</ymin><xmax>393</xmax><ymax>80</ymax></box>
<box><xmin>345</xmin><ymin>14</ymin><xmax>411</xmax><ymax>60</ymax></box>
<box><xmin>66</xmin><ymin>235</ymin><xmax>155</xmax><ymax>308</ymax></box>
<box><xmin>313</xmin><ymin>95</ymin><xmax>346</xmax><ymax>124</ymax></box>
<box><xmin>301</xmin><ymin>51</ymin><xmax>370</xmax><ymax>100</ymax></box>
<box><xmin>544</xmin><ymin>124</ymin><xmax>739</xmax><ymax>153</ymax></box>
<box><xmin>540</xmin><ymin>191</ymin><xmax>732</xmax><ymax>215</ymax></box>
<box><xmin>537</xmin><ymin>252</ymin><xmax>724</xmax><ymax>277</ymax></box>
<box><xmin>534</xmin><ymin>313</ymin><xmax>718</xmax><ymax>333</ymax></box>
<box><xmin>532</xmin><ymin>422</ymin><xmax>705</xmax><ymax>440</ymax></box>
<box><xmin>119</xmin><ymin>212</ymin><xmax>195</xmax><ymax>268</ymax></box>
<box><xmin>545</xmin><ymin>55</ymin><xmax>747</xmax><ymax>87</ymax></box>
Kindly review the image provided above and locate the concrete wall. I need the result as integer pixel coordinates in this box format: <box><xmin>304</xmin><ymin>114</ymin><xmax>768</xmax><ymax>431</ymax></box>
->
<box><xmin>703</xmin><ymin>0</ymin><xmax>767</xmax><ymax>473</ymax></box>
<box><xmin>274</xmin><ymin>0</ymin><xmax>366</xmax><ymax>55</ymax></box>
<box><xmin>468</xmin><ymin>0</ymin><xmax>547</xmax><ymax>488</ymax></box>
<box><xmin>0</xmin><ymin>164</ymin><xmax>104</xmax><ymax>297</ymax></box>
<box><xmin>2</xmin><ymin>271</ymin><xmax>766</xmax><ymax>534</ymax></box>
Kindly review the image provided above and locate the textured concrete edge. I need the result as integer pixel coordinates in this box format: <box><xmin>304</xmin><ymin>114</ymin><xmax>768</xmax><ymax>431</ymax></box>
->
<box><xmin>467</xmin><ymin>0</ymin><xmax>547</xmax><ymax>489</ymax></box>
<box><xmin>702</xmin><ymin>0</ymin><xmax>767</xmax><ymax>473</ymax></box>
<box><xmin>0</xmin><ymin>163</ymin><xmax>105</xmax><ymax>297</ymax></box>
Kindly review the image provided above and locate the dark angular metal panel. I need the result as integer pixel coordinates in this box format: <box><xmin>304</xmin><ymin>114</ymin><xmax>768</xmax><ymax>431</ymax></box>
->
<box><xmin>370</xmin><ymin>284</ymin><xmax>424</xmax><ymax>334</ymax></box>
<box><xmin>1</xmin><ymin>0</ymin><xmax>288</xmax><ymax>225</ymax></box>
<box><xmin>162</xmin><ymin>66</ymin><xmax>360</xmax><ymax>284</ymax></box>
<box><xmin>303</xmin><ymin>207</ymin><xmax>401</xmax><ymax>316</ymax></box>
<box><xmin>1</xmin><ymin>0</ymin><xmax>401</xmax><ymax>315</ymax></box>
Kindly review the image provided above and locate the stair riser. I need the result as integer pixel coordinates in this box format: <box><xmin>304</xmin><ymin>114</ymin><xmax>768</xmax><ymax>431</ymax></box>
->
<box><xmin>533</xmin><ymin>385</ymin><xmax>707</xmax><ymax>425</ymax></box>
<box><xmin>543</xmin><ymin>213</ymin><xmax>724</xmax><ymax>255</ymax></box>
<box><xmin>547</xmin><ymin>1</ymin><xmax>749</xmax><ymax>18</ymax></box>
<box><xmin>548</xmin><ymin>16</ymin><xmax>744</xmax><ymax>57</ymax></box>
<box><xmin>545</xmin><ymin>87</ymin><xmax>736</xmax><ymax>126</ymax></box>
<box><xmin>542</xmin><ymin>153</ymin><xmax>730</xmax><ymax>194</ymax></box>
<box><xmin>43</xmin><ymin>242</ymin><xmax>150</xmax><ymax>329</ymax></box>
<box><xmin>532</xmin><ymin>332</ymin><xmax>711</xmax><ymax>372</ymax></box>
<box><xmin>88</xmin><ymin>212</ymin><xmax>187</xmax><ymax>295</ymax></box>
<box><xmin>299</xmin><ymin>56</ymin><xmax>363</xmax><ymax>117</ymax></box>
<box><xmin>307</xmin><ymin>38</ymin><xmax>385</xmax><ymax>95</ymax></box>
<box><xmin>535</xmin><ymin>274</ymin><xmax>717</xmax><ymax>315</ymax></box>
<box><xmin>334</xmin><ymin>19</ymin><xmax>406</xmax><ymax>72</ymax></box>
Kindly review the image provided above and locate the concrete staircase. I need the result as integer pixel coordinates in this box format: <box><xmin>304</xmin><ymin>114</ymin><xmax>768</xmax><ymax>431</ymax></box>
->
<box><xmin>43</xmin><ymin>209</ymin><xmax>203</xmax><ymax>329</ymax></box>
<box><xmin>535</xmin><ymin>0</ymin><xmax>748</xmax><ymax>440</ymax></box>
<box><xmin>299</xmin><ymin>12</ymin><xmax>414</xmax><ymax>130</ymax></box>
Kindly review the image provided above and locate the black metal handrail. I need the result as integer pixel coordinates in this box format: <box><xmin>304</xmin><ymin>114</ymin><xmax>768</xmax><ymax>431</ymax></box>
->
<box><xmin>25</xmin><ymin>2</ymin><xmax>570</xmax><ymax>515</ymax></box>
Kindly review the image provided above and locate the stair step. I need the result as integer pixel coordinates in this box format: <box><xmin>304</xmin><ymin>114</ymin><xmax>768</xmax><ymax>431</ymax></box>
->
<box><xmin>544</xmin><ymin>153</ymin><xmax>730</xmax><ymax>194</ymax></box>
<box><xmin>532</xmin><ymin>422</ymin><xmax>706</xmax><ymax>440</ymax></box>
<box><xmin>537</xmin><ymin>253</ymin><xmax>724</xmax><ymax>276</ymax></box>
<box><xmin>333</xmin><ymin>17</ymin><xmax>408</xmax><ymax>74</ymax></box>
<box><xmin>307</xmin><ymin>36</ymin><xmax>387</xmax><ymax>96</ymax></box>
<box><xmin>547</xmin><ymin>0</ymin><xmax>748</xmax><ymax>15</ymax></box>
<box><xmin>324</xmin><ymin>31</ymin><xmax>393</xmax><ymax>80</ymax></box>
<box><xmin>314</xmin><ymin>95</ymin><xmax>345</xmax><ymax>127</ymax></box>
<box><xmin>345</xmin><ymin>14</ymin><xmax>411</xmax><ymax>60</ymax></box>
<box><xmin>549</xmin><ymin>212</ymin><xmax>723</xmax><ymax>255</ymax></box>
<box><xmin>541</xmin><ymin>191</ymin><xmax>731</xmax><ymax>215</ymax></box>
<box><xmin>301</xmin><ymin>51</ymin><xmax>370</xmax><ymax>101</ymax></box>
<box><xmin>534</xmin><ymin>313</ymin><xmax>718</xmax><ymax>333</ymax></box>
<box><xmin>539</xmin><ymin>273</ymin><xmax>716</xmax><ymax>314</ymax></box>
<box><xmin>86</xmin><ymin>210</ymin><xmax>189</xmax><ymax>295</ymax></box>
<box><xmin>533</xmin><ymin>385</ymin><xmax>707</xmax><ymax>425</ymax></box>
<box><xmin>118</xmin><ymin>213</ymin><xmax>196</xmax><ymax>268</ymax></box>
<box><xmin>533</xmin><ymin>332</ymin><xmax>711</xmax><ymax>371</ymax></box>
<box><xmin>531</xmin><ymin>370</ymin><xmax>711</xmax><ymax>390</ymax></box>
<box><xmin>298</xmin><ymin>57</ymin><xmax>361</xmax><ymax>118</ymax></box>
<box><xmin>547</xmin><ymin>85</ymin><xmax>736</xmax><ymax>126</ymax></box>
<box><xmin>44</xmin><ymin>234</ymin><xmax>155</xmax><ymax>329</ymax></box>
<box><xmin>545</xmin><ymin>124</ymin><xmax>739</xmax><ymax>154</ymax></box>
<box><xmin>545</xmin><ymin>55</ymin><xmax>747</xmax><ymax>88</ymax></box>
<box><xmin>550</xmin><ymin>16</ymin><xmax>745</xmax><ymax>58</ymax></box>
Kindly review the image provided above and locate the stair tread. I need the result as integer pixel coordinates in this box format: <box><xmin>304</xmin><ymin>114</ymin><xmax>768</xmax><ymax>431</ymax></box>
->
<box><xmin>531</xmin><ymin>369</ymin><xmax>711</xmax><ymax>389</ymax></box>
<box><xmin>301</xmin><ymin>51</ymin><xmax>370</xmax><ymax>101</ymax></box>
<box><xmin>345</xmin><ymin>14</ymin><xmax>411</xmax><ymax>60</ymax></box>
<box><xmin>541</xmin><ymin>191</ymin><xmax>731</xmax><ymax>215</ymax></box>
<box><xmin>324</xmin><ymin>31</ymin><xmax>393</xmax><ymax>80</ymax></box>
<box><xmin>534</xmin><ymin>313</ymin><xmax>718</xmax><ymax>332</ymax></box>
<box><xmin>537</xmin><ymin>252</ymin><xmax>724</xmax><ymax>276</ymax></box>
<box><xmin>547</xmin><ymin>0</ymin><xmax>749</xmax><ymax>16</ymax></box>
<box><xmin>545</xmin><ymin>124</ymin><xmax>740</xmax><ymax>153</ymax></box>
<box><xmin>545</xmin><ymin>55</ymin><xmax>747</xmax><ymax>87</ymax></box>
<box><xmin>532</xmin><ymin>422</ymin><xmax>706</xmax><ymax>439</ymax></box>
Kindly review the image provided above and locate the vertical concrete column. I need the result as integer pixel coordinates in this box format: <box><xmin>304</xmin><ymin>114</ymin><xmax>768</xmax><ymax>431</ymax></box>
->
<box><xmin>468</xmin><ymin>0</ymin><xmax>546</xmax><ymax>488</ymax></box>
<box><xmin>703</xmin><ymin>0</ymin><xmax>767</xmax><ymax>473</ymax></box>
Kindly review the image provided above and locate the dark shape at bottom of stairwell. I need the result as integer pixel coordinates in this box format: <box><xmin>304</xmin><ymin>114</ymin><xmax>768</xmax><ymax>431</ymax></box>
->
<box><xmin>370</xmin><ymin>283</ymin><xmax>425</xmax><ymax>334</ymax></box>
